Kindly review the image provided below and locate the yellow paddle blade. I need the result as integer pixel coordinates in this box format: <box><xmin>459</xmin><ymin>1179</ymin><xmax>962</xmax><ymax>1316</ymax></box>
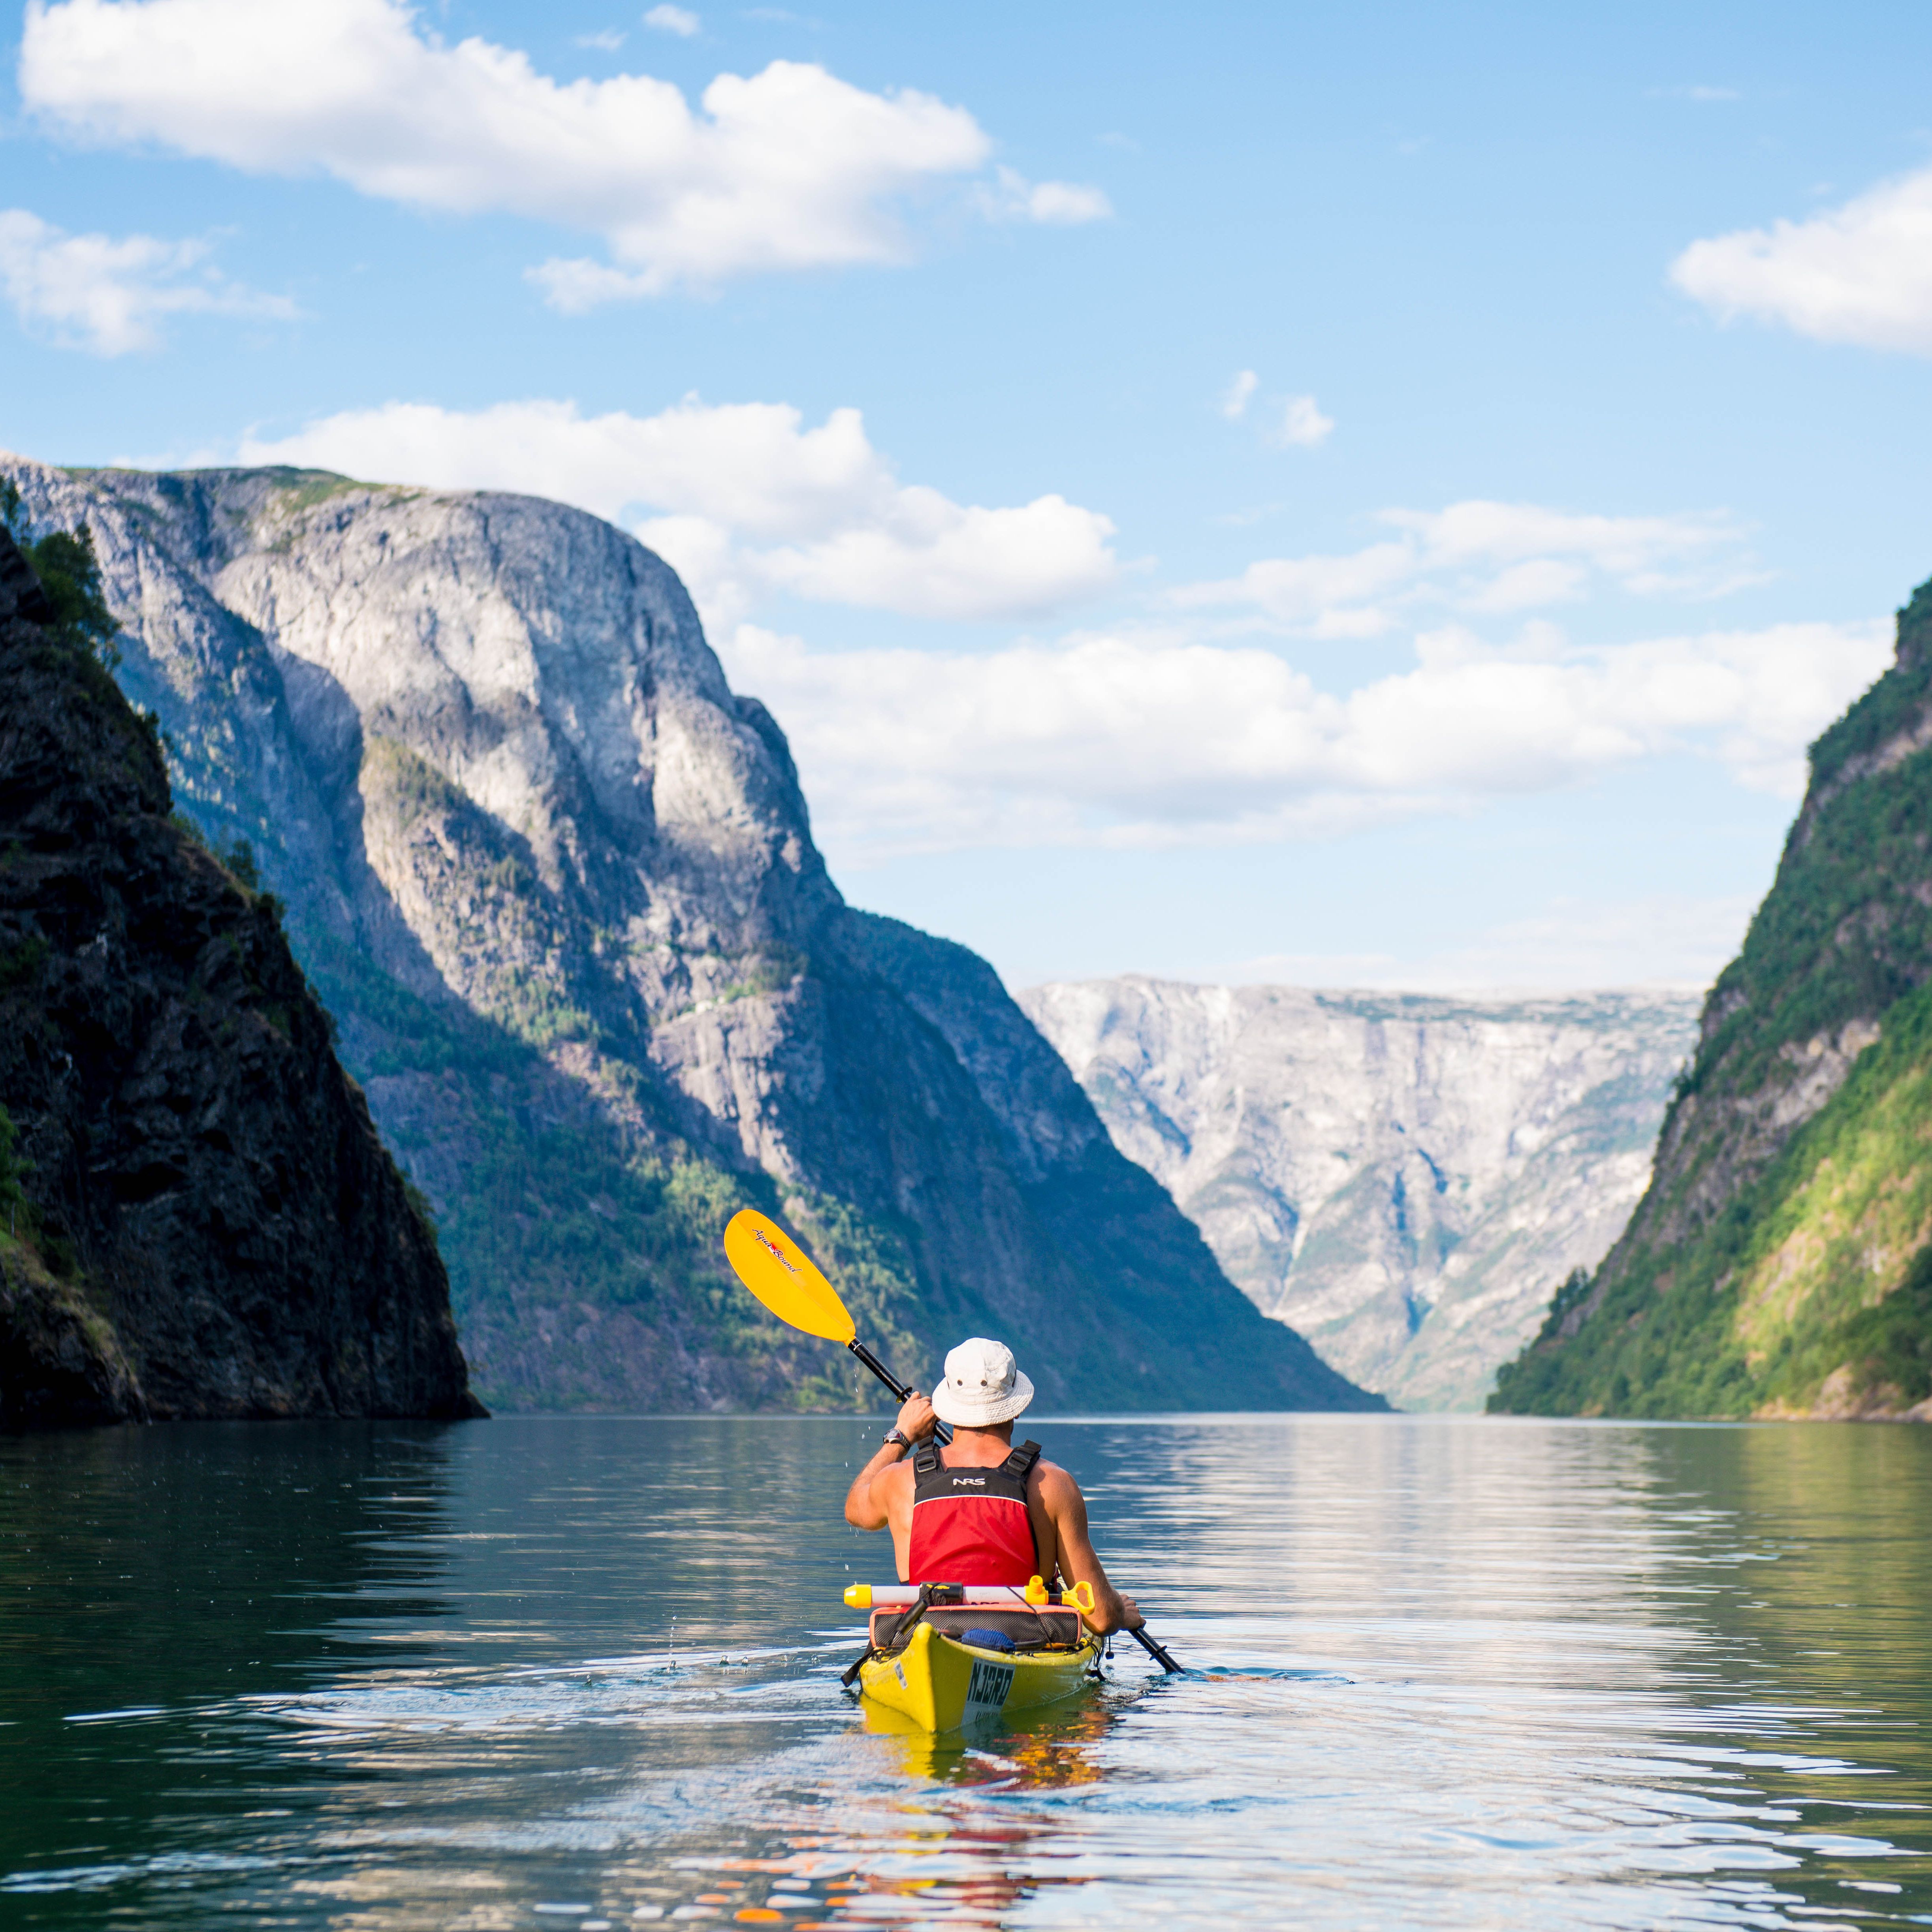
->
<box><xmin>722</xmin><ymin>1209</ymin><xmax>856</xmax><ymax>1344</ymax></box>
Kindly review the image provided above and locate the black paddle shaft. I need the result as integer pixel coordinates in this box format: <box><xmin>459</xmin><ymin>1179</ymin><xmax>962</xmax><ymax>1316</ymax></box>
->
<box><xmin>847</xmin><ymin>1340</ymin><xmax>954</xmax><ymax>1445</ymax></box>
<box><xmin>1129</xmin><ymin>1625</ymin><xmax>1183</xmax><ymax>1672</ymax></box>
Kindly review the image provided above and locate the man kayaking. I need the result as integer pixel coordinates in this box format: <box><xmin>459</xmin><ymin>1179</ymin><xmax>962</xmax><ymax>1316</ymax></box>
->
<box><xmin>843</xmin><ymin>1336</ymin><xmax>1144</xmax><ymax>1636</ymax></box>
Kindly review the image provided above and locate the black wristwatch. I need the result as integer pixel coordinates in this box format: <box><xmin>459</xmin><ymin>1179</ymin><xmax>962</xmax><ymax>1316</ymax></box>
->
<box><xmin>882</xmin><ymin>1428</ymin><xmax>911</xmax><ymax>1450</ymax></box>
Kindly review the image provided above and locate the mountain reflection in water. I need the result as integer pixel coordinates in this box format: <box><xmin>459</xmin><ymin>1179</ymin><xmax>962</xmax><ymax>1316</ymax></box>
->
<box><xmin>0</xmin><ymin>1415</ymin><xmax>1926</xmax><ymax>1930</ymax></box>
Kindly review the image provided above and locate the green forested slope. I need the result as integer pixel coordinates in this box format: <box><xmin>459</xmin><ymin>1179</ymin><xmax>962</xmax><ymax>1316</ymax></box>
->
<box><xmin>1492</xmin><ymin>579</ymin><xmax>1932</xmax><ymax>1420</ymax></box>
<box><xmin>296</xmin><ymin>931</ymin><xmax>932</xmax><ymax>1415</ymax></box>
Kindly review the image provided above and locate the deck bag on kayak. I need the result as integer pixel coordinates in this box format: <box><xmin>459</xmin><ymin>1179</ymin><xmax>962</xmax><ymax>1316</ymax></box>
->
<box><xmin>869</xmin><ymin>1603</ymin><xmax>1084</xmax><ymax>1654</ymax></box>
<box><xmin>906</xmin><ymin>1439</ymin><xmax>1043</xmax><ymax>1586</ymax></box>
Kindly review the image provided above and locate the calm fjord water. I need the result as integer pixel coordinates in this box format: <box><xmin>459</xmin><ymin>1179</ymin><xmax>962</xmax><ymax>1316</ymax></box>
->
<box><xmin>1</xmin><ymin>1416</ymin><xmax>1927</xmax><ymax>1931</ymax></box>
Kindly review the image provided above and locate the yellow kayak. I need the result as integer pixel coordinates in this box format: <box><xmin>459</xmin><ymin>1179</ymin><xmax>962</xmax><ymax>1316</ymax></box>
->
<box><xmin>854</xmin><ymin>1616</ymin><xmax>1101</xmax><ymax>1733</ymax></box>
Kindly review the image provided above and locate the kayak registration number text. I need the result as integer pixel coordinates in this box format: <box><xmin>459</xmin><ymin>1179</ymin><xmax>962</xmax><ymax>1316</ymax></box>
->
<box><xmin>965</xmin><ymin>1657</ymin><xmax>1014</xmax><ymax>1718</ymax></box>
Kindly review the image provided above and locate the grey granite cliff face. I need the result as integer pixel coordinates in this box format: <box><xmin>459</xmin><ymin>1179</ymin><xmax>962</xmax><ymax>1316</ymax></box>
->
<box><xmin>1</xmin><ymin>456</ymin><xmax>1375</xmax><ymax>1413</ymax></box>
<box><xmin>0</xmin><ymin>523</ymin><xmax>479</xmax><ymax>1428</ymax></box>
<box><xmin>1019</xmin><ymin>978</ymin><xmax>1699</xmax><ymax>1409</ymax></box>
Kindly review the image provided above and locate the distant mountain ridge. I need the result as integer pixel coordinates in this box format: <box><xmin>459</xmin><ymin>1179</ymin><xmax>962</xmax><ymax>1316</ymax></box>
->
<box><xmin>1493</xmin><ymin>578</ymin><xmax>1932</xmax><ymax>1422</ymax></box>
<box><xmin>0</xmin><ymin>453</ymin><xmax>1376</xmax><ymax>1415</ymax></box>
<box><xmin>1020</xmin><ymin>979</ymin><xmax>1698</xmax><ymax>1409</ymax></box>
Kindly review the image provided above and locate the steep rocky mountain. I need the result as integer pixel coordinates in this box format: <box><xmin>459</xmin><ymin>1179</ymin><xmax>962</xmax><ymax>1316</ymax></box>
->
<box><xmin>1493</xmin><ymin>579</ymin><xmax>1932</xmax><ymax>1422</ymax></box>
<box><xmin>1020</xmin><ymin>980</ymin><xmax>1698</xmax><ymax>1409</ymax></box>
<box><xmin>0</xmin><ymin>522</ymin><xmax>478</xmax><ymax>1429</ymax></box>
<box><xmin>0</xmin><ymin>455</ymin><xmax>1375</xmax><ymax>1415</ymax></box>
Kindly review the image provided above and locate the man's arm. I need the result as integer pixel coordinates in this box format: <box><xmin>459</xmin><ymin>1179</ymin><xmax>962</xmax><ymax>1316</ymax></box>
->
<box><xmin>1038</xmin><ymin>1465</ymin><xmax>1144</xmax><ymax>1635</ymax></box>
<box><xmin>843</xmin><ymin>1391</ymin><xmax>936</xmax><ymax>1529</ymax></box>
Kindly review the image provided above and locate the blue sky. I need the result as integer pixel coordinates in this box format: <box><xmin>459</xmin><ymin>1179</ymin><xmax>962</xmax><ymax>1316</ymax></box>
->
<box><xmin>5</xmin><ymin>0</ymin><xmax>1931</xmax><ymax>990</ymax></box>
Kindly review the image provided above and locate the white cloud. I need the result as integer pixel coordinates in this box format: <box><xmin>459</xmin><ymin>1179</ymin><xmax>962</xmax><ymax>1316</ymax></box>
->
<box><xmin>1672</xmin><ymin>166</ymin><xmax>1932</xmax><ymax>354</ymax></box>
<box><xmin>0</xmin><ymin>205</ymin><xmax>292</xmax><ymax>354</ymax></box>
<box><xmin>1173</xmin><ymin>500</ymin><xmax>1749</xmax><ymax>636</ymax></box>
<box><xmin>1025</xmin><ymin>179</ymin><xmax>1111</xmax><ymax>225</ymax></box>
<box><xmin>714</xmin><ymin>618</ymin><xmax>1890</xmax><ymax>862</ymax></box>
<box><xmin>1180</xmin><ymin>542</ymin><xmax>1415</xmax><ymax>637</ymax></box>
<box><xmin>575</xmin><ymin>28</ymin><xmax>626</xmax><ymax>50</ymax></box>
<box><xmin>1271</xmin><ymin>394</ymin><xmax>1334</xmax><ymax>448</ymax></box>
<box><xmin>1219</xmin><ymin>369</ymin><xmax>1258</xmax><ymax>420</ymax></box>
<box><xmin>1218</xmin><ymin>374</ymin><xmax>1333</xmax><ymax>446</ymax></box>
<box><xmin>237</xmin><ymin>395</ymin><xmax>1119</xmax><ymax>625</ymax></box>
<box><xmin>752</xmin><ymin>490</ymin><xmax>1119</xmax><ymax>620</ymax></box>
<box><xmin>643</xmin><ymin>4</ymin><xmax>698</xmax><ymax>34</ymax></box>
<box><xmin>979</xmin><ymin>165</ymin><xmax>1112</xmax><ymax>226</ymax></box>
<box><xmin>20</xmin><ymin>0</ymin><xmax>1006</xmax><ymax>298</ymax></box>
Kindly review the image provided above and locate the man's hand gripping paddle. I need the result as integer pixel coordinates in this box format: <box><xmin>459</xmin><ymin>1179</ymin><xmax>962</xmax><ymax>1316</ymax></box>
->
<box><xmin>722</xmin><ymin>1208</ymin><xmax>952</xmax><ymax>1444</ymax></box>
<box><xmin>721</xmin><ymin>1208</ymin><xmax>1183</xmax><ymax>1675</ymax></box>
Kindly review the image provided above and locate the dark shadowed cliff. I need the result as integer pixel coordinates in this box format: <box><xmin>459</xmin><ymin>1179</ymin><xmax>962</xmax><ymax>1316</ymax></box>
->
<box><xmin>2</xmin><ymin>455</ymin><xmax>1377</xmax><ymax>1415</ymax></box>
<box><xmin>0</xmin><ymin>520</ymin><xmax>480</xmax><ymax>1428</ymax></box>
<box><xmin>1492</xmin><ymin>577</ymin><xmax>1932</xmax><ymax>1422</ymax></box>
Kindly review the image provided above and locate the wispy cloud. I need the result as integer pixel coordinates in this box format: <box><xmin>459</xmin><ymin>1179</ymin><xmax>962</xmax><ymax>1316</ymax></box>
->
<box><xmin>1173</xmin><ymin>501</ymin><xmax>1751</xmax><ymax>637</ymax></box>
<box><xmin>237</xmin><ymin>394</ymin><xmax>1119</xmax><ymax>626</ymax></box>
<box><xmin>643</xmin><ymin>4</ymin><xmax>699</xmax><ymax>35</ymax></box>
<box><xmin>575</xmin><ymin>28</ymin><xmax>627</xmax><ymax>50</ymax></box>
<box><xmin>1672</xmin><ymin>165</ymin><xmax>1932</xmax><ymax>354</ymax></box>
<box><xmin>1219</xmin><ymin>369</ymin><xmax>1258</xmax><ymax>420</ymax></box>
<box><xmin>1219</xmin><ymin>371</ymin><xmax>1333</xmax><ymax>446</ymax></box>
<box><xmin>1270</xmin><ymin>395</ymin><xmax>1334</xmax><ymax>448</ymax></box>
<box><xmin>20</xmin><ymin>0</ymin><xmax>1087</xmax><ymax>303</ymax></box>
<box><xmin>0</xmin><ymin>207</ymin><xmax>293</xmax><ymax>355</ymax></box>
<box><xmin>979</xmin><ymin>166</ymin><xmax>1112</xmax><ymax>226</ymax></box>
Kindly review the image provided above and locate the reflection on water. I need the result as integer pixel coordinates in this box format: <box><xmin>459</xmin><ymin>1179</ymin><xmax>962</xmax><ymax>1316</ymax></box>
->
<box><xmin>0</xmin><ymin>1416</ymin><xmax>1927</xmax><ymax>1929</ymax></box>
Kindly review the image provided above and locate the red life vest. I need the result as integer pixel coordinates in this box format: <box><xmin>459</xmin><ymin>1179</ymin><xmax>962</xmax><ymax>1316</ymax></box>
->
<box><xmin>905</xmin><ymin>1439</ymin><xmax>1042</xmax><ymax>1585</ymax></box>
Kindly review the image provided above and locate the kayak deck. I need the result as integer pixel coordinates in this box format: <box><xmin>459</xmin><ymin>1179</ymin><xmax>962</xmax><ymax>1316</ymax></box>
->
<box><xmin>855</xmin><ymin>1619</ymin><xmax>1101</xmax><ymax>1733</ymax></box>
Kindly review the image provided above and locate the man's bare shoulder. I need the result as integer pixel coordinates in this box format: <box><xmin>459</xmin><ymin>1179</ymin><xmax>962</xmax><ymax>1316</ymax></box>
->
<box><xmin>1030</xmin><ymin>1458</ymin><xmax>1084</xmax><ymax>1504</ymax></box>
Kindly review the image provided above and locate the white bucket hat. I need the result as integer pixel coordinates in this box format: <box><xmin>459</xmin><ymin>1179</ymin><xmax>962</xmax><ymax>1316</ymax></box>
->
<box><xmin>929</xmin><ymin>1336</ymin><xmax>1035</xmax><ymax>1427</ymax></box>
